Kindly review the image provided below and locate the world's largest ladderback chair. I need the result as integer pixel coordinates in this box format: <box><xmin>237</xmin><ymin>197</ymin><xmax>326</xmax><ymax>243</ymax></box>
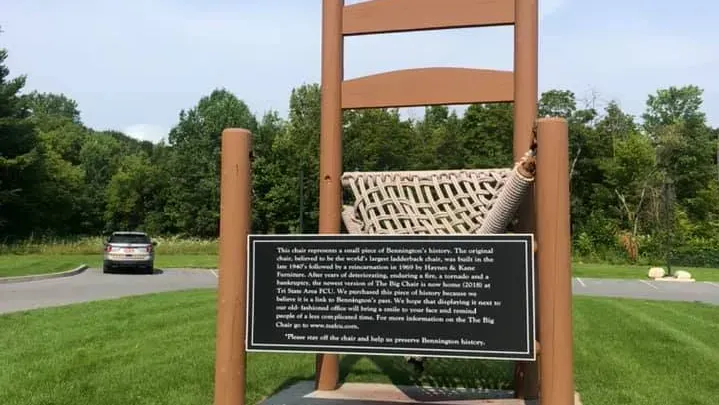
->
<box><xmin>316</xmin><ymin>1</ymin><xmax>574</xmax><ymax>404</ymax></box>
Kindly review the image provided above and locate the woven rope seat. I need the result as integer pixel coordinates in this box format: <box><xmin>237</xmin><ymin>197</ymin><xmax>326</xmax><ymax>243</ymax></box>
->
<box><xmin>341</xmin><ymin>149</ymin><xmax>536</xmax><ymax>236</ymax></box>
<box><xmin>340</xmin><ymin>148</ymin><xmax>536</xmax><ymax>368</ymax></box>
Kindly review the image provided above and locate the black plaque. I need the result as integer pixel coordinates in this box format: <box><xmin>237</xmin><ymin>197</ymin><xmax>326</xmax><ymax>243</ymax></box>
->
<box><xmin>245</xmin><ymin>234</ymin><xmax>535</xmax><ymax>361</ymax></box>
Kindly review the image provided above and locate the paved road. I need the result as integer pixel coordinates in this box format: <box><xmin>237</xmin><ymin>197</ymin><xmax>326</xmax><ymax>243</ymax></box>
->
<box><xmin>1</xmin><ymin>269</ymin><xmax>717</xmax><ymax>315</ymax></box>
<box><xmin>0</xmin><ymin>268</ymin><xmax>217</xmax><ymax>315</ymax></box>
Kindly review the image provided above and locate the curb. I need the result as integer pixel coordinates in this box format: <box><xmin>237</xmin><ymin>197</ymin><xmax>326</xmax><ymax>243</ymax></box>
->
<box><xmin>0</xmin><ymin>264</ymin><xmax>89</xmax><ymax>285</ymax></box>
<box><xmin>650</xmin><ymin>277</ymin><xmax>696</xmax><ymax>283</ymax></box>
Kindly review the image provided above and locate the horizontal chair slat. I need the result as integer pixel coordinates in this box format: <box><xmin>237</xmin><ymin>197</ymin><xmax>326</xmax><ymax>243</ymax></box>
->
<box><xmin>342</xmin><ymin>67</ymin><xmax>514</xmax><ymax>109</ymax></box>
<box><xmin>343</xmin><ymin>0</ymin><xmax>515</xmax><ymax>36</ymax></box>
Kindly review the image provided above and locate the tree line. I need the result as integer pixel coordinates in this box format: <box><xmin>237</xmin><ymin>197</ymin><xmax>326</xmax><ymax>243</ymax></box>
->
<box><xmin>1</xmin><ymin>42</ymin><xmax>718</xmax><ymax>267</ymax></box>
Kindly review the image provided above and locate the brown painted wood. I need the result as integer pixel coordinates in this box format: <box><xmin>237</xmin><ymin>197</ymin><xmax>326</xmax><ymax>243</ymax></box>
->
<box><xmin>213</xmin><ymin>129</ymin><xmax>252</xmax><ymax>405</ymax></box>
<box><xmin>343</xmin><ymin>0</ymin><xmax>514</xmax><ymax>36</ymax></box>
<box><xmin>316</xmin><ymin>0</ymin><xmax>343</xmax><ymax>391</ymax></box>
<box><xmin>512</xmin><ymin>0</ymin><xmax>540</xmax><ymax>399</ymax></box>
<box><xmin>341</xmin><ymin>67</ymin><xmax>513</xmax><ymax>109</ymax></box>
<box><xmin>535</xmin><ymin>118</ymin><xmax>575</xmax><ymax>405</ymax></box>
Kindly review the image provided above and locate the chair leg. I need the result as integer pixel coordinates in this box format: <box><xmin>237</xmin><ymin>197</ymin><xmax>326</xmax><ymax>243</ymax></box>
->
<box><xmin>514</xmin><ymin>361</ymin><xmax>540</xmax><ymax>399</ymax></box>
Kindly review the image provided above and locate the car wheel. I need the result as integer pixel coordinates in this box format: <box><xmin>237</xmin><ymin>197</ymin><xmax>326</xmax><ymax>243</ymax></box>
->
<box><xmin>103</xmin><ymin>265</ymin><xmax>110</xmax><ymax>274</ymax></box>
<box><xmin>146</xmin><ymin>265</ymin><xmax>154</xmax><ymax>275</ymax></box>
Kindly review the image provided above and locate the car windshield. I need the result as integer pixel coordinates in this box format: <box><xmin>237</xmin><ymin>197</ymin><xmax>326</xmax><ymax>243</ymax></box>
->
<box><xmin>109</xmin><ymin>234</ymin><xmax>150</xmax><ymax>244</ymax></box>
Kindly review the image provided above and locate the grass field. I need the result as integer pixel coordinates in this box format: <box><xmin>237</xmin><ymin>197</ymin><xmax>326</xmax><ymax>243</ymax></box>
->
<box><xmin>0</xmin><ymin>254</ymin><xmax>217</xmax><ymax>278</ymax></box>
<box><xmin>3</xmin><ymin>253</ymin><xmax>719</xmax><ymax>281</ymax></box>
<box><xmin>1</xmin><ymin>236</ymin><xmax>718</xmax><ymax>280</ymax></box>
<box><xmin>0</xmin><ymin>236</ymin><xmax>218</xmax><ymax>277</ymax></box>
<box><xmin>572</xmin><ymin>262</ymin><xmax>719</xmax><ymax>281</ymax></box>
<box><xmin>0</xmin><ymin>290</ymin><xmax>716</xmax><ymax>405</ymax></box>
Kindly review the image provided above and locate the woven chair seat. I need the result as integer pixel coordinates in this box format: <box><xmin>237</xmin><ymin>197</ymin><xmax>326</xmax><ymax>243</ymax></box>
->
<box><xmin>341</xmin><ymin>151</ymin><xmax>536</xmax><ymax>236</ymax></box>
<box><xmin>340</xmin><ymin>151</ymin><xmax>535</xmax><ymax>364</ymax></box>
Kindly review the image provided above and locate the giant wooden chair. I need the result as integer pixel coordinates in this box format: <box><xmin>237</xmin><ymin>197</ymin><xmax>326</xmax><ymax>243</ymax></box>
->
<box><xmin>313</xmin><ymin>1</ymin><xmax>574</xmax><ymax>404</ymax></box>
<box><xmin>213</xmin><ymin>2</ymin><xmax>574</xmax><ymax>405</ymax></box>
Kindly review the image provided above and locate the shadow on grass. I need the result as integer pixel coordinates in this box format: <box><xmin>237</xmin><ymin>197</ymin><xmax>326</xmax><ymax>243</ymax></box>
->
<box><xmin>347</xmin><ymin>355</ymin><xmax>514</xmax><ymax>400</ymax></box>
<box><xmin>266</xmin><ymin>354</ymin><xmax>515</xmax><ymax>403</ymax></box>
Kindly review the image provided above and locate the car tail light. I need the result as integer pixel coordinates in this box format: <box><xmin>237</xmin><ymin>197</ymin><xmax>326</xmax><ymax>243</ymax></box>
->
<box><xmin>146</xmin><ymin>245</ymin><xmax>153</xmax><ymax>253</ymax></box>
<box><xmin>104</xmin><ymin>245</ymin><xmax>112</xmax><ymax>252</ymax></box>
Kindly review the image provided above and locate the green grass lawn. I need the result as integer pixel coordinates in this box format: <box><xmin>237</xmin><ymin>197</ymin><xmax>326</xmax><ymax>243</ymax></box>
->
<box><xmin>573</xmin><ymin>262</ymin><xmax>719</xmax><ymax>281</ymax></box>
<box><xmin>2</xmin><ymin>235</ymin><xmax>719</xmax><ymax>280</ymax></box>
<box><xmin>573</xmin><ymin>297</ymin><xmax>719</xmax><ymax>404</ymax></box>
<box><xmin>0</xmin><ymin>248</ymin><xmax>719</xmax><ymax>281</ymax></box>
<box><xmin>0</xmin><ymin>255</ymin><xmax>91</xmax><ymax>278</ymax></box>
<box><xmin>0</xmin><ymin>290</ymin><xmax>717</xmax><ymax>405</ymax></box>
<box><xmin>0</xmin><ymin>254</ymin><xmax>218</xmax><ymax>278</ymax></box>
<box><xmin>3</xmin><ymin>253</ymin><xmax>719</xmax><ymax>281</ymax></box>
<box><xmin>0</xmin><ymin>236</ymin><xmax>218</xmax><ymax>277</ymax></box>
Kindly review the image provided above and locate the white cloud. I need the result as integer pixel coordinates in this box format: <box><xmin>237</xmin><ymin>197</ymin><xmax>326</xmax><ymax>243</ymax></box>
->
<box><xmin>123</xmin><ymin>124</ymin><xmax>169</xmax><ymax>143</ymax></box>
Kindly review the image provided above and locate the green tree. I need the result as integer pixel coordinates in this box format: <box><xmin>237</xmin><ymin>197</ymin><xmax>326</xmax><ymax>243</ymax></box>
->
<box><xmin>0</xmin><ymin>43</ymin><xmax>44</xmax><ymax>238</ymax></box>
<box><xmin>343</xmin><ymin>107</ymin><xmax>417</xmax><ymax>172</ymax></box>
<box><xmin>264</xmin><ymin>84</ymin><xmax>321</xmax><ymax>233</ymax></box>
<box><xmin>105</xmin><ymin>151</ymin><xmax>169</xmax><ymax>234</ymax></box>
<box><xmin>413</xmin><ymin>106</ymin><xmax>465</xmax><ymax>169</ymax></box>
<box><xmin>165</xmin><ymin>88</ymin><xmax>258</xmax><ymax>237</ymax></box>
<box><xmin>24</xmin><ymin>91</ymin><xmax>82</xmax><ymax>125</ymax></box>
<box><xmin>601</xmin><ymin>130</ymin><xmax>658</xmax><ymax>261</ymax></box>
<box><xmin>252</xmin><ymin>110</ymin><xmax>287</xmax><ymax>233</ymax></box>
<box><xmin>538</xmin><ymin>89</ymin><xmax>577</xmax><ymax>119</ymax></box>
<box><xmin>460</xmin><ymin>103</ymin><xmax>514</xmax><ymax>168</ymax></box>
<box><xmin>643</xmin><ymin>86</ymin><xmax>716</xmax><ymax>207</ymax></box>
<box><xmin>78</xmin><ymin>132</ymin><xmax>125</xmax><ymax>233</ymax></box>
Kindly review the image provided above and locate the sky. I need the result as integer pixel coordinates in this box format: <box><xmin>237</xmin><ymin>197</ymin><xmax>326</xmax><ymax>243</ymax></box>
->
<box><xmin>1</xmin><ymin>0</ymin><xmax>717</xmax><ymax>143</ymax></box>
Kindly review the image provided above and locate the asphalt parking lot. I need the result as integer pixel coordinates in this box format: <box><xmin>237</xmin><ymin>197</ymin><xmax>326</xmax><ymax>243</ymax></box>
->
<box><xmin>0</xmin><ymin>269</ymin><xmax>717</xmax><ymax>315</ymax></box>
<box><xmin>573</xmin><ymin>277</ymin><xmax>719</xmax><ymax>305</ymax></box>
<box><xmin>0</xmin><ymin>267</ymin><xmax>217</xmax><ymax>314</ymax></box>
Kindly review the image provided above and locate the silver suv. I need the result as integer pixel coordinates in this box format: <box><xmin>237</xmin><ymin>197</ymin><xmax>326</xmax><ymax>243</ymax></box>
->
<box><xmin>103</xmin><ymin>231</ymin><xmax>156</xmax><ymax>274</ymax></box>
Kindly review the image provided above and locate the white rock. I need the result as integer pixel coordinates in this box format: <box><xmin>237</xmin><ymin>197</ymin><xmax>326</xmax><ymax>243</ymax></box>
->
<box><xmin>648</xmin><ymin>267</ymin><xmax>666</xmax><ymax>279</ymax></box>
<box><xmin>675</xmin><ymin>270</ymin><xmax>692</xmax><ymax>280</ymax></box>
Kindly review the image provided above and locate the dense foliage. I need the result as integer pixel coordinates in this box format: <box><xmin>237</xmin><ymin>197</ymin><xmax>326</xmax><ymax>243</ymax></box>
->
<box><xmin>1</xmin><ymin>41</ymin><xmax>718</xmax><ymax>267</ymax></box>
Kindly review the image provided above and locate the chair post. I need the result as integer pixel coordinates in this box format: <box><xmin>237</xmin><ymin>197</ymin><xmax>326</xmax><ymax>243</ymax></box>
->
<box><xmin>512</xmin><ymin>0</ymin><xmax>539</xmax><ymax>398</ymax></box>
<box><xmin>214</xmin><ymin>128</ymin><xmax>252</xmax><ymax>405</ymax></box>
<box><xmin>315</xmin><ymin>0</ymin><xmax>344</xmax><ymax>391</ymax></box>
<box><xmin>535</xmin><ymin>117</ymin><xmax>575</xmax><ymax>405</ymax></box>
